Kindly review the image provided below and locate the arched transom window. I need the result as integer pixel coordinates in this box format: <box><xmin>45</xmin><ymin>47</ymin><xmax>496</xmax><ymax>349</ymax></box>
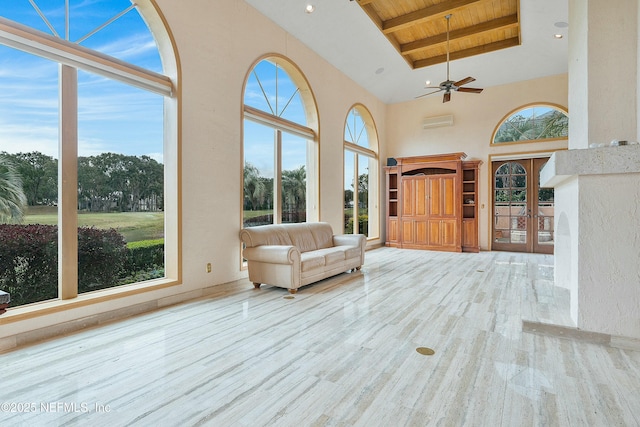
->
<box><xmin>343</xmin><ymin>105</ymin><xmax>379</xmax><ymax>238</ymax></box>
<box><xmin>0</xmin><ymin>1</ymin><xmax>177</xmax><ymax>309</ymax></box>
<box><xmin>492</xmin><ymin>104</ymin><xmax>568</xmax><ymax>144</ymax></box>
<box><xmin>242</xmin><ymin>56</ymin><xmax>318</xmax><ymax>228</ymax></box>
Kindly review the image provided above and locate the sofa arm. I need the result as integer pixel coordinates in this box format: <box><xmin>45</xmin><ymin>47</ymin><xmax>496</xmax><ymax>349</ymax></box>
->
<box><xmin>243</xmin><ymin>245</ymin><xmax>300</xmax><ymax>265</ymax></box>
<box><xmin>333</xmin><ymin>234</ymin><xmax>366</xmax><ymax>248</ymax></box>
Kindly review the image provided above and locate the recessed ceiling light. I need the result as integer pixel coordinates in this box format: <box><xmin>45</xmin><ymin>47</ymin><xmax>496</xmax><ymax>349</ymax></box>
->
<box><xmin>425</xmin><ymin>80</ymin><xmax>431</xmax><ymax>86</ymax></box>
<box><xmin>305</xmin><ymin>4</ymin><xmax>315</xmax><ymax>13</ymax></box>
<box><xmin>554</xmin><ymin>21</ymin><xmax>569</xmax><ymax>28</ymax></box>
<box><xmin>554</xmin><ymin>34</ymin><xmax>563</xmax><ymax>39</ymax></box>
<box><xmin>375</xmin><ymin>67</ymin><xmax>384</xmax><ymax>75</ymax></box>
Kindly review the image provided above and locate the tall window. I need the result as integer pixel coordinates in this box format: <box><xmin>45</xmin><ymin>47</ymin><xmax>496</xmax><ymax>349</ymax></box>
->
<box><xmin>492</xmin><ymin>104</ymin><xmax>568</xmax><ymax>144</ymax></box>
<box><xmin>242</xmin><ymin>56</ymin><xmax>318</xmax><ymax>228</ymax></box>
<box><xmin>343</xmin><ymin>105</ymin><xmax>379</xmax><ymax>238</ymax></box>
<box><xmin>0</xmin><ymin>1</ymin><xmax>177</xmax><ymax>308</ymax></box>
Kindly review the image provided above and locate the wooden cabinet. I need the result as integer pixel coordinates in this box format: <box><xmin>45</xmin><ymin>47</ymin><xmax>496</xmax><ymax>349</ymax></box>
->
<box><xmin>385</xmin><ymin>153</ymin><xmax>481</xmax><ymax>252</ymax></box>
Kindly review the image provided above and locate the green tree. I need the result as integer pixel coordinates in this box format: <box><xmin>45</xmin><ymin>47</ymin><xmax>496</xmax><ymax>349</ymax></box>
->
<box><xmin>243</xmin><ymin>162</ymin><xmax>266</xmax><ymax>211</ymax></box>
<box><xmin>0</xmin><ymin>155</ymin><xmax>27</xmax><ymax>223</ymax></box>
<box><xmin>282</xmin><ymin>165</ymin><xmax>306</xmax><ymax>213</ymax></box>
<box><xmin>357</xmin><ymin>172</ymin><xmax>368</xmax><ymax>209</ymax></box>
<box><xmin>2</xmin><ymin>151</ymin><xmax>57</xmax><ymax>206</ymax></box>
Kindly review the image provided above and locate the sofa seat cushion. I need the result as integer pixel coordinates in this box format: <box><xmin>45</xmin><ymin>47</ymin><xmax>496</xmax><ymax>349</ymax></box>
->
<box><xmin>311</xmin><ymin>247</ymin><xmax>346</xmax><ymax>266</ymax></box>
<box><xmin>300</xmin><ymin>252</ymin><xmax>325</xmax><ymax>272</ymax></box>
<box><xmin>337</xmin><ymin>245</ymin><xmax>362</xmax><ymax>260</ymax></box>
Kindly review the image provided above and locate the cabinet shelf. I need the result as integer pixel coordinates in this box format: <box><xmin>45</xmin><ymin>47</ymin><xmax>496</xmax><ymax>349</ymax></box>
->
<box><xmin>461</xmin><ymin>161</ymin><xmax>481</xmax><ymax>252</ymax></box>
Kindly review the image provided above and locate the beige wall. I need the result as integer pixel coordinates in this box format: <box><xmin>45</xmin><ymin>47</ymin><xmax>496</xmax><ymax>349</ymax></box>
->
<box><xmin>385</xmin><ymin>73</ymin><xmax>569</xmax><ymax>250</ymax></box>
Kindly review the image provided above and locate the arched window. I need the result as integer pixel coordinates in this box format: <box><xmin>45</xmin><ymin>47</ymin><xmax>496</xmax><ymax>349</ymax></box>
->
<box><xmin>0</xmin><ymin>1</ymin><xmax>178</xmax><ymax>308</ymax></box>
<box><xmin>242</xmin><ymin>56</ymin><xmax>318</xmax><ymax>228</ymax></box>
<box><xmin>343</xmin><ymin>105</ymin><xmax>379</xmax><ymax>238</ymax></box>
<box><xmin>492</xmin><ymin>104</ymin><xmax>568</xmax><ymax>144</ymax></box>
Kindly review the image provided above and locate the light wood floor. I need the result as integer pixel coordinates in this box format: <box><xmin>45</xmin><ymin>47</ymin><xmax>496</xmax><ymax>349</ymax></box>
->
<box><xmin>2</xmin><ymin>247</ymin><xmax>639</xmax><ymax>426</ymax></box>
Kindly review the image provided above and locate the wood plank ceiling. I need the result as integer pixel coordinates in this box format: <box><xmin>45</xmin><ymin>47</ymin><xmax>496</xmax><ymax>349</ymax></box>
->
<box><xmin>355</xmin><ymin>0</ymin><xmax>521</xmax><ymax>70</ymax></box>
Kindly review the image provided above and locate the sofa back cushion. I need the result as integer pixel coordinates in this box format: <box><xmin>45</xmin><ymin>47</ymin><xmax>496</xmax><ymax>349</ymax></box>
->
<box><xmin>240</xmin><ymin>222</ymin><xmax>335</xmax><ymax>253</ymax></box>
<box><xmin>309</xmin><ymin>223</ymin><xmax>334</xmax><ymax>250</ymax></box>
<box><xmin>240</xmin><ymin>225</ymin><xmax>293</xmax><ymax>248</ymax></box>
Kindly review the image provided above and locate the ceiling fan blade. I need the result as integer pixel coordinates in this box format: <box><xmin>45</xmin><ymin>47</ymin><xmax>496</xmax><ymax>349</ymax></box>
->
<box><xmin>415</xmin><ymin>88</ymin><xmax>443</xmax><ymax>99</ymax></box>
<box><xmin>457</xmin><ymin>87</ymin><xmax>484</xmax><ymax>94</ymax></box>
<box><xmin>443</xmin><ymin>91</ymin><xmax>451</xmax><ymax>103</ymax></box>
<box><xmin>453</xmin><ymin>76</ymin><xmax>475</xmax><ymax>87</ymax></box>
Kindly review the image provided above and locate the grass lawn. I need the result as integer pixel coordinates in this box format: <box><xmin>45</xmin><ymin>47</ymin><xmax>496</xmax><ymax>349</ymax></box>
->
<box><xmin>24</xmin><ymin>206</ymin><xmax>164</xmax><ymax>243</ymax></box>
<box><xmin>243</xmin><ymin>209</ymin><xmax>273</xmax><ymax>219</ymax></box>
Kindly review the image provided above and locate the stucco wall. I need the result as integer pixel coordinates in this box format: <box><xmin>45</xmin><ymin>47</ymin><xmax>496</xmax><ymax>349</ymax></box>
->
<box><xmin>578</xmin><ymin>173</ymin><xmax>640</xmax><ymax>338</ymax></box>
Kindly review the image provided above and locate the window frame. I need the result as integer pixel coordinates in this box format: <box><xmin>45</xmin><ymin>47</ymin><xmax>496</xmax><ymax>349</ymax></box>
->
<box><xmin>0</xmin><ymin>0</ymin><xmax>180</xmax><ymax>320</ymax></box>
<box><xmin>241</xmin><ymin>54</ymin><xmax>320</xmax><ymax>236</ymax></box>
<box><xmin>343</xmin><ymin>104</ymin><xmax>379</xmax><ymax>239</ymax></box>
<box><xmin>491</xmin><ymin>103</ymin><xmax>568</xmax><ymax>146</ymax></box>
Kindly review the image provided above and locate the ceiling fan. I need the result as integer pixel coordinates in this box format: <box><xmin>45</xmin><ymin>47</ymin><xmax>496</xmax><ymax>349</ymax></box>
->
<box><xmin>416</xmin><ymin>14</ymin><xmax>484</xmax><ymax>103</ymax></box>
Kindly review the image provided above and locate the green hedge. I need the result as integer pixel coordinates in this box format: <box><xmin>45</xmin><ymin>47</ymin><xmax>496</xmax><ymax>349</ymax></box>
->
<box><xmin>0</xmin><ymin>225</ymin><xmax>164</xmax><ymax>307</ymax></box>
<box><xmin>126</xmin><ymin>239</ymin><xmax>164</xmax><ymax>267</ymax></box>
<box><xmin>345</xmin><ymin>214</ymin><xmax>368</xmax><ymax>236</ymax></box>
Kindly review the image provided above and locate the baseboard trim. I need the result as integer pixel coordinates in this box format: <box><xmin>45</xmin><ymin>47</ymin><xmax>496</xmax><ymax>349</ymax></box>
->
<box><xmin>522</xmin><ymin>320</ymin><xmax>640</xmax><ymax>351</ymax></box>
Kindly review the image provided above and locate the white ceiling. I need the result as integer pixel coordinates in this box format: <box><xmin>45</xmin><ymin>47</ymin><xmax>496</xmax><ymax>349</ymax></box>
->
<box><xmin>243</xmin><ymin>0</ymin><xmax>568</xmax><ymax>104</ymax></box>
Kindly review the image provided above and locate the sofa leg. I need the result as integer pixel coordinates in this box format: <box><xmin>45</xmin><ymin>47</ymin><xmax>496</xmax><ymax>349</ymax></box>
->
<box><xmin>253</xmin><ymin>282</ymin><xmax>261</xmax><ymax>289</ymax></box>
<box><xmin>356</xmin><ymin>266</ymin><xmax>361</xmax><ymax>271</ymax></box>
<box><xmin>288</xmin><ymin>289</ymin><xmax>297</xmax><ymax>295</ymax></box>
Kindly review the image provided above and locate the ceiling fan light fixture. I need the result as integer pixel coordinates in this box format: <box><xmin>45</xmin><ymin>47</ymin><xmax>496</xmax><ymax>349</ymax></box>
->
<box><xmin>415</xmin><ymin>14</ymin><xmax>484</xmax><ymax>103</ymax></box>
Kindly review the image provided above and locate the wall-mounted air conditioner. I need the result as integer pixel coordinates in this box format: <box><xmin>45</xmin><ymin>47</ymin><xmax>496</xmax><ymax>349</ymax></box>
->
<box><xmin>422</xmin><ymin>114</ymin><xmax>454</xmax><ymax>129</ymax></box>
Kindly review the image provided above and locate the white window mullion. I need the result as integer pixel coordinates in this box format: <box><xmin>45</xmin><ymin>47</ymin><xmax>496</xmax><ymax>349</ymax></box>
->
<box><xmin>58</xmin><ymin>64</ymin><xmax>78</xmax><ymax>300</ymax></box>
<box><xmin>274</xmin><ymin>130</ymin><xmax>282</xmax><ymax>224</ymax></box>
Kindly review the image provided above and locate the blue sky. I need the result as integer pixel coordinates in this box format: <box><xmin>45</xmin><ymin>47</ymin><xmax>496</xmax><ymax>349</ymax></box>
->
<box><xmin>0</xmin><ymin>1</ymin><xmax>164</xmax><ymax>162</ymax></box>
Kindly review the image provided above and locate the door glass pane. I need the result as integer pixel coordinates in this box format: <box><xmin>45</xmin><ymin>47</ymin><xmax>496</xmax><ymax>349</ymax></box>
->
<box><xmin>243</xmin><ymin>120</ymin><xmax>274</xmax><ymax>227</ymax></box>
<box><xmin>493</xmin><ymin>162</ymin><xmax>527</xmax><ymax>245</ymax></box>
<box><xmin>281</xmin><ymin>132</ymin><xmax>306</xmax><ymax>224</ymax></box>
<box><xmin>77</xmin><ymin>70</ymin><xmax>165</xmax><ymax>294</ymax></box>
<box><xmin>537</xmin><ymin>163</ymin><xmax>555</xmax><ymax>246</ymax></box>
<box><xmin>0</xmin><ymin>47</ymin><xmax>59</xmax><ymax>307</ymax></box>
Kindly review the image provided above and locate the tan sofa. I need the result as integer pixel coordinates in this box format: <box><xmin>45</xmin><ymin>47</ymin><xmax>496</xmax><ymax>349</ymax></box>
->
<box><xmin>240</xmin><ymin>222</ymin><xmax>366</xmax><ymax>294</ymax></box>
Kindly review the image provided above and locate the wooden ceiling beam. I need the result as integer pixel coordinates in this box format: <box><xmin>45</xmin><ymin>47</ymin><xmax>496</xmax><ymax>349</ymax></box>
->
<box><xmin>412</xmin><ymin>37</ymin><xmax>520</xmax><ymax>69</ymax></box>
<box><xmin>401</xmin><ymin>14</ymin><xmax>519</xmax><ymax>56</ymax></box>
<box><xmin>381</xmin><ymin>0</ymin><xmax>484</xmax><ymax>34</ymax></box>
<box><xmin>357</xmin><ymin>2</ymin><xmax>416</xmax><ymax>69</ymax></box>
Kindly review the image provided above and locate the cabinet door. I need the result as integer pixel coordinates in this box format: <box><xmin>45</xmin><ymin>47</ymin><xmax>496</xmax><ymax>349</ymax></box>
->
<box><xmin>388</xmin><ymin>218</ymin><xmax>399</xmax><ymax>243</ymax></box>
<box><xmin>427</xmin><ymin>219</ymin><xmax>442</xmax><ymax>246</ymax></box>
<box><xmin>441</xmin><ymin>219</ymin><xmax>458</xmax><ymax>247</ymax></box>
<box><xmin>401</xmin><ymin>220</ymin><xmax>414</xmax><ymax>243</ymax></box>
<box><xmin>428</xmin><ymin>176</ymin><xmax>457</xmax><ymax>218</ymax></box>
<box><xmin>402</xmin><ymin>179</ymin><xmax>414</xmax><ymax>216</ymax></box>
<box><xmin>462</xmin><ymin>218</ymin><xmax>478</xmax><ymax>249</ymax></box>
<box><xmin>441</xmin><ymin>176</ymin><xmax>457</xmax><ymax>218</ymax></box>
<box><xmin>415</xmin><ymin>220</ymin><xmax>429</xmax><ymax>244</ymax></box>
<box><xmin>414</xmin><ymin>177</ymin><xmax>428</xmax><ymax>216</ymax></box>
<box><xmin>428</xmin><ymin>177</ymin><xmax>442</xmax><ymax>216</ymax></box>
